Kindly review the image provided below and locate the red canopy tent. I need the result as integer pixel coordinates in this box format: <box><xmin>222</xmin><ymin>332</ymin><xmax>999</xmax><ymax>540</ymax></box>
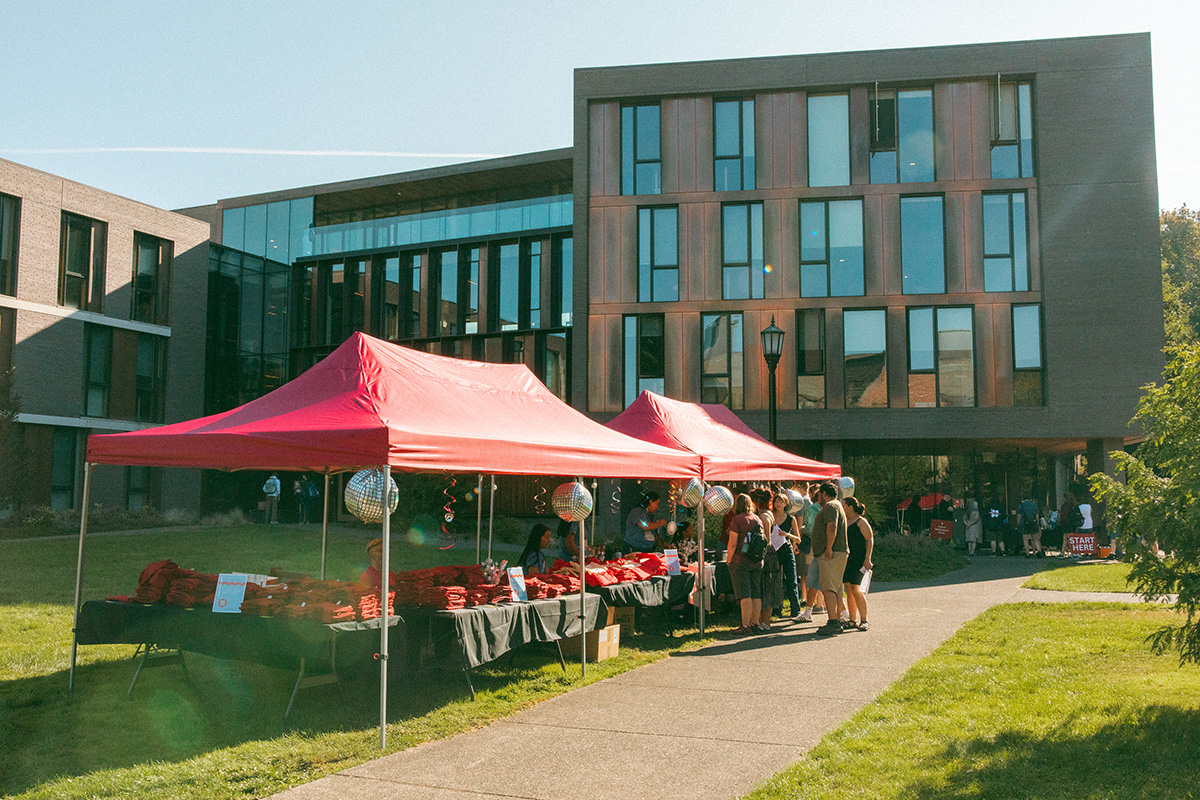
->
<box><xmin>74</xmin><ymin>334</ymin><xmax>701</xmax><ymax>747</ymax></box>
<box><xmin>605</xmin><ymin>390</ymin><xmax>840</xmax><ymax>482</ymax></box>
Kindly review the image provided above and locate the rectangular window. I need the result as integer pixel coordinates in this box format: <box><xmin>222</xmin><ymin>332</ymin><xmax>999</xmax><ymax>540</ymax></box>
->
<box><xmin>59</xmin><ymin>213</ymin><xmax>106</xmax><ymax>311</ymax></box>
<box><xmin>1013</xmin><ymin>303</ymin><xmax>1044</xmax><ymax>406</ymax></box>
<box><xmin>84</xmin><ymin>324</ymin><xmax>112</xmax><ymax>417</ymax></box>
<box><xmin>900</xmin><ymin>195</ymin><xmax>945</xmax><ymax>295</ymax></box>
<box><xmin>907</xmin><ymin>307</ymin><xmax>975</xmax><ymax>408</ymax></box>
<box><xmin>796</xmin><ymin>308</ymin><xmax>825</xmax><ymax>409</ymax></box>
<box><xmin>800</xmin><ymin>199</ymin><xmax>864</xmax><ymax>297</ymax></box>
<box><xmin>0</xmin><ymin>307</ymin><xmax>14</xmax><ymax>375</ymax></box>
<box><xmin>871</xmin><ymin>87</ymin><xmax>935</xmax><ymax>184</ymax></box>
<box><xmin>527</xmin><ymin>241</ymin><xmax>541</xmax><ymax>329</ymax></box>
<box><xmin>843</xmin><ymin>309</ymin><xmax>888</xmax><ymax>408</ymax></box>
<box><xmin>722</xmin><ymin>203</ymin><xmax>763</xmax><ymax>300</ymax></box>
<box><xmin>51</xmin><ymin>428</ymin><xmax>77</xmax><ymax>511</ymax></box>
<box><xmin>623</xmin><ymin>314</ymin><xmax>665</xmax><ymax>406</ymax></box>
<box><xmin>382</xmin><ymin>256</ymin><xmax>400</xmax><ymax>340</ymax></box>
<box><xmin>991</xmin><ymin>80</ymin><xmax>1034</xmax><ymax>179</ymax></box>
<box><xmin>638</xmin><ymin>207</ymin><xmax>679</xmax><ymax>302</ymax></box>
<box><xmin>621</xmin><ymin>103</ymin><xmax>662</xmax><ymax>195</ymax></box>
<box><xmin>983</xmin><ymin>192</ymin><xmax>1029</xmax><ymax>292</ymax></box>
<box><xmin>554</xmin><ymin>235</ymin><xmax>573</xmax><ymax>326</ymax></box>
<box><xmin>714</xmin><ymin>98</ymin><xmax>755</xmax><ymax>191</ymax></box>
<box><xmin>701</xmin><ymin>312</ymin><xmax>744</xmax><ymax>409</ymax></box>
<box><xmin>0</xmin><ymin>192</ymin><xmax>19</xmax><ymax>296</ymax></box>
<box><xmin>466</xmin><ymin>247</ymin><xmax>480</xmax><ymax>334</ymax></box>
<box><xmin>436</xmin><ymin>249</ymin><xmax>459</xmax><ymax>335</ymax></box>
<box><xmin>407</xmin><ymin>254</ymin><xmax>422</xmax><ymax>338</ymax></box>
<box><xmin>127</xmin><ymin>465</ymin><xmax>152</xmax><ymax>511</ymax></box>
<box><xmin>807</xmin><ymin>93</ymin><xmax>850</xmax><ymax>187</ymax></box>
<box><xmin>135</xmin><ymin>334</ymin><xmax>165</xmax><ymax>423</ymax></box>
<box><xmin>496</xmin><ymin>243</ymin><xmax>519</xmax><ymax>331</ymax></box>
<box><xmin>545</xmin><ymin>330</ymin><xmax>568</xmax><ymax>400</ymax></box>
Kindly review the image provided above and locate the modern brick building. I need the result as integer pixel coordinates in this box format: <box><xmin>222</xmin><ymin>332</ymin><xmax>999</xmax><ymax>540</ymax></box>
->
<box><xmin>0</xmin><ymin>32</ymin><xmax>1163</xmax><ymax>521</ymax></box>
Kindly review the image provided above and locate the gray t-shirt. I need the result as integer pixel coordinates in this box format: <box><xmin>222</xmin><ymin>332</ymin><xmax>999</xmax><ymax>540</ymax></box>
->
<box><xmin>624</xmin><ymin>507</ymin><xmax>657</xmax><ymax>550</ymax></box>
<box><xmin>811</xmin><ymin>499</ymin><xmax>848</xmax><ymax>555</ymax></box>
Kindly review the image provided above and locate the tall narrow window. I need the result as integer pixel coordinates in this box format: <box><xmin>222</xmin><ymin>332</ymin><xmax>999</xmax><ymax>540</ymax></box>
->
<box><xmin>527</xmin><ymin>241</ymin><xmax>541</xmax><ymax>329</ymax></box>
<box><xmin>84</xmin><ymin>325</ymin><xmax>112</xmax><ymax>417</ymax></box>
<box><xmin>907</xmin><ymin>307</ymin><xmax>975</xmax><ymax>408</ymax></box>
<box><xmin>382</xmin><ymin>256</ymin><xmax>400</xmax><ymax>340</ymax></box>
<box><xmin>983</xmin><ymin>192</ymin><xmax>1029</xmax><ymax>292</ymax></box>
<box><xmin>126</xmin><ymin>466</ymin><xmax>154</xmax><ymax>511</ymax></box>
<box><xmin>436</xmin><ymin>249</ymin><xmax>459</xmax><ymax>335</ymax></box>
<box><xmin>1013</xmin><ymin>304</ymin><xmax>1044</xmax><ymax>406</ymax></box>
<box><xmin>843</xmin><ymin>309</ymin><xmax>888</xmax><ymax>408</ymax></box>
<box><xmin>0</xmin><ymin>192</ymin><xmax>19</xmax><ymax>297</ymax></box>
<box><xmin>900</xmin><ymin>195</ymin><xmax>945</xmax><ymax>295</ymax></box>
<box><xmin>807</xmin><ymin>93</ymin><xmax>850</xmax><ymax>187</ymax></box>
<box><xmin>51</xmin><ymin>428</ymin><xmax>77</xmax><ymax>511</ymax></box>
<box><xmin>495</xmin><ymin>243</ymin><xmax>519</xmax><ymax>331</ymax></box>
<box><xmin>800</xmin><ymin>199</ymin><xmax>864</xmax><ymax>297</ymax></box>
<box><xmin>135</xmin><ymin>334</ymin><xmax>165</xmax><ymax>423</ymax></box>
<box><xmin>324</xmin><ymin>261</ymin><xmax>343</xmax><ymax>345</ymax></box>
<box><xmin>466</xmin><ymin>247</ymin><xmax>480</xmax><ymax>333</ymax></box>
<box><xmin>870</xmin><ymin>88</ymin><xmax>934</xmax><ymax>184</ymax></box>
<box><xmin>623</xmin><ymin>314</ymin><xmax>665</xmax><ymax>406</ymax></box>
<box><xmin>59</xmin><ymin>213</ymin><xmax>106</xmax><ymax>311</ymax></box>
<box><xmin>545</xmin><ymin>331</ymin><xmax>568</xmax><ymax>399</ymax></box>
<box><xmin>621</xmin><ymin>103</ymin><xmax>662</xmax><ymax>195</ymax></box>
<box><xmin>796</xmin><ymin>309</ymin><xmax>825</xmax><ymax>409</ymax></box>
<box><xmin>407</xmin><ymin>254</ymin><xmax>422</xmax><ymax>338</ymax></box>
<box><xmin>701</xmin><ymin>312</ymin><xmax>744</xmax><ymax>409</ymax></box>
<box><xmin>991</xmin><ymin>80</ymin><xmax>1034</xmax><ymax>179</ymax></box>
<box><xmin>554</xmin><ymin>236</ymin><xmax>573</xmax><ymax>326</ymax></box>
<box><xmin>722</xmin><ymin>203</ymin><xmax>763</xmax><ymax>300</ymax></box>
<box><xmin>638</xmin><ymin>207</ymin><xmax>679</xmax><ymax>302</ymax></box>
<box><xmin>714</xmin><ymin>98</ymin><xmax>755</xmax><ymax>191</ymax></box>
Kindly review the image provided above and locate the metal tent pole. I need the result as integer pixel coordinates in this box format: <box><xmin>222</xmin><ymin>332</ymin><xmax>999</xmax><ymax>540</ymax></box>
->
<box><xmin>69</xmin><ymin>462</ymin><xmax>94</xmax><ymax>691</ymax></box>
<box><xmin>487</xmin><ymin>475</ymin><xmax>496</xmax><ymax>562</ymax></box>
<box><xmin>378</xmin><ymin>466</ymin><xmax>392</xmax><ymax>750</ymax></box>
<box><xmin>578</xmin><ymin>515</ymin><xmax>587</xmax><ymax>678</ymax></box>
<box><xmin>697</xmin><ymin>482</ymin><xmax>706</xmax><ymax>638</ymax></box>
<box><xmin>319</xmin><ymin>473</ymin><xmax>331</xmax><ymax>580</ymax></box>
<box><xmin>475</xmin><ymin>474</ymin><xmax>483</xmax><ymax>564</ymax></box>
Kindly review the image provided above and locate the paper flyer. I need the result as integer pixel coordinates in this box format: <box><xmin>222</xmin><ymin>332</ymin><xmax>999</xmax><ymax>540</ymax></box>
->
<box><xmin>507</xmin><ymin>566</ymin><xmax>528</xmax><ymax>602</ymax></box>
<box><xmin>213</xmin><ymin>573</ymin><xmax>249</xmax><ymax>613</ymax></box>
<box><xmin>663</xmin><ymin>549</ymin><xmax>681</xmax><ymax>576</ymax></box>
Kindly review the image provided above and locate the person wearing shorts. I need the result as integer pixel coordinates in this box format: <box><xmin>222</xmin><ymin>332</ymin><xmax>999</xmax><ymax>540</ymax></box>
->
<box><xmin>726</xmin><ymin>493</ymin><xmax>765</xmax><ymax>635</ymax></box>
<box><xmin>811</xmin><ymin>481</ymin><xmax>849</xmax><ymax>635</ymax></box>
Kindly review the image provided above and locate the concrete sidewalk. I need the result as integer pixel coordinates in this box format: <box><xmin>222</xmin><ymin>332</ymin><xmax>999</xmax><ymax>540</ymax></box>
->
<box><xmin>270</xmin><ymin>557</ymin><xmax>1116</xmax><ymax>800</ymax></box>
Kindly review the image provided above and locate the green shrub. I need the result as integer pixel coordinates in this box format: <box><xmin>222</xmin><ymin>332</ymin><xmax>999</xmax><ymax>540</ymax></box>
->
<box><xmin>871</xmin><ymin>533</ymin><xmax>968</xmax><ymax>581</ymax></box>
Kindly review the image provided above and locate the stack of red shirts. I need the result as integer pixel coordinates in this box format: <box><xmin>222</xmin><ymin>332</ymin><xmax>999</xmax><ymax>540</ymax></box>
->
<box><xmin>605</xmin><ymin>562</ymin><xmax>652</xmax><ymax>583</ymax></box>
<box><xmin>163</xmin><ymin>571</ymin><xmax>218</xmax><ymax>607</ymax></box>
<box><xmin>239</xmin><ymin>595</ymin><xmax>285</xmax><ymax>615</ymax></box>
<box><xmin>541</xmin><ymin>574</ymin><xmax>582</xmax><ymax>593</ymax></box>
<box><xmin>631</xmin><ymin>552</ymin><xmax>668</xmax><ymax>576</ymax></box>
<box><xmin>133</xmin><ymin>560</ymin><xmax>180</xmax><ymax>602</ymax></box>
<box><xmin>417</xmin><ymin>585</ymin><xmax>468</xmax><ymax>609</ymax></box>
<box><xmin>357</xmin><ymin>590</ymin><xmax>395</xmax><ymax>620</ymax></box>
<box><xmin>582</xmin><ymin>563</ymin><xmax>619</xmax><ymax>587</ymax></box>
<box><xmin>276</xmin><ymin>601</ymin><xmax>358</xmax><ymax>623</ymax></box>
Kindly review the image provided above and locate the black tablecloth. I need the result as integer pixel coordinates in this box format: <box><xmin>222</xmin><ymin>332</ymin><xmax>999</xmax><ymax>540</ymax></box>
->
<box><xmin>589</xmin><ymin>573</ymin><xmax>695</xmax><ymax>610</ymax></box>
<box><xmin>76</xmin><ymin>600</ymin><xmax>401</xmax><ymax>675</ymax></box>
<box><xmin>400</xmin><ymin>593</ymin><xmax>603</xmax><ymax>670</ymax></box>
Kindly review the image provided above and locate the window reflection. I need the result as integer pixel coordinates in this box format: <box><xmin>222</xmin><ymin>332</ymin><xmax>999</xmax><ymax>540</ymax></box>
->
<box><xmin>807</xmin><ymin>93</ymin><xmax>850</xmax><ymax>187</ymax></box>
<box><xmin>900</xmin><ymin>196</ymin><xmax>945</xmax><ymax>295</ymax></box>
<box><xmin>701</xmin><ymin>312</ymin><xmax>744</xmax><ymax>409</ymax></box>
<box><xmin>983</xmin><ymin>192</ymin><xmax>1028</xmax><ymax>292</ymax></box>
<box><xmin>800</xmin><ymin>199</ymin><xmax>863</xmax><ymax>297</ymax></box>
<box><xmin>844</xmin><ymin>309</ymin><xmax>888</xmax><ymax>408</ymax></box>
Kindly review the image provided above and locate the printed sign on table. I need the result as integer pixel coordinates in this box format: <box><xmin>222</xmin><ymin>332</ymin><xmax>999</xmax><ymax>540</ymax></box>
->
<box><xmin>1067</xmin><ymin>533</ymin><xmax>1096</xmax><ymax>556</ymax></box>
<box><xmin>213</xmin><ymin>573</ymin><xmax>249</xmax><ymax>613</ymax></box>
<box><xmin>930</xmin><ymin>519</ymin><xmax>954</xmax><ymax>540</ymax></box>
<box><xmin>507</xmin><ymin>567</ymin><xmax>528</xmax><ymax>602</ymax></box>
<box><xmin>663</xmin><ymin>549</ymin><xmax>681</xmax><ymax>576</ymax></box>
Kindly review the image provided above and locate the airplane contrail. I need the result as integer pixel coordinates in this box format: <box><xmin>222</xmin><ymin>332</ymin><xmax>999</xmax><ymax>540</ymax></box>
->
<box><xmin>3</xmin><ymin>146</ymin><xmax>506</xmax><ymax>158</ymax></box>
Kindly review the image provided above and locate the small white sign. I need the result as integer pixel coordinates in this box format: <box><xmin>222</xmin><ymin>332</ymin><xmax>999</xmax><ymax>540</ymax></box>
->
<box><xmin>663</xmin><ymin>549</ymin><xmax>681</xmax><ymax>576</ymax></box>
<box><xmin>212</xmin><ymin>573</ymin><xmax>249</xmax><ymax>613</ymax></box>
<box><xmin>507</xmin><ymin>567</ymin><xmax>528</xmax><ymax>602</ymax></box>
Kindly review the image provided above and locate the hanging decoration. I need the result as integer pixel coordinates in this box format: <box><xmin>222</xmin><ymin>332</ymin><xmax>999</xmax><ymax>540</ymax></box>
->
<box><xmin>440</xmin><ymin>474</ymin><xmax>458</xmax><ymax>549</ymax></box>
<box><xmin>344</xmin><ymin>468</ymin><xmax>400</xmax><ymax>523</ymax></box>
<box><xmin>533</xmin><ymin>478</ymin><xmax>548</xmax><ymax>515</ymax></box>
<box><xmin>786</xmin><ymin>488</ymin><xmax>805</xmax><ymax>514</ymax></box>
<box><xmin>676</xmin><ymin>478</ymin><xmax>704</xmax><ymax>509</ymax></box>
<box><xmin>703</xmin><ymin>485</ymin><xmax>734</xmax><ymax>516</ymax></box>
<box><xmin>838</xmin><ymin>476</ymin><xmax>856</xmax><ymax>499</ymax></box>
<box><xmin>610</xmin><ymin>481</ymin><xmax>622</xmax><ymax>516</ymax></box>
<box><xmin>552</xmin><ymin>481</ymin><xmax>593</xmax><ymax>522</ymax></box>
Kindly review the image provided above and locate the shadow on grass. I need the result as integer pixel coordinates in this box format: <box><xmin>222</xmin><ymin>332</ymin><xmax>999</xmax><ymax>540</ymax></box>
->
<box><xmin>900</xmin><ymin>705</ymin><xmax>1200</xmax><ymax>799</ymax></box>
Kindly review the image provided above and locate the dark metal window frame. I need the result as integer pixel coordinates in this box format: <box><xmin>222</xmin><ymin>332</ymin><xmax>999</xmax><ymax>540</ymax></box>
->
<box><xmin>899</xmin><ymin>193</ymin><xmax>948</xmax><ymax>296</ymax></box>
<box><xmin>131</xmin><ymin>231</ymin><xmax>173</xmax><ymax>325</ymax></box>
<box><xmin>799</xmin><ymin>197</ymin><xmax>865</xmax><ymax>298</ymax></box>
<box><xmin>549</xmin><ymin>234</ymin><xmax>573</xmax><ymax>328</ymax></box>
<box><xmin>990</xmin><ymin>78</ymin><xmax>1036</xmax><ymax>178</ymax></box>
<box><xmin>1012</xmin><ymin>302</ymin><xmax>1045</xmax><ymax>406</ymax></box>
<box><xmin>806</xmin><ymin>92</ymin><xmax>851</xmax><ymax>188</ymax></box>
<box><xmin>135</xmin><ymin>333</ymin><xmax>166</xmax><ymax>423</ymax></box>
<box><xmin>83</xmin><ymin>324</ymin><xmax>112</xmax><ymax>418</ymax></box>
<box><xmin>905</xmin><ymin>305</ymin><xmax>978</xmax><ymax>408</ymax></box>
<box><xmin>700</xmin><ymin>311</ymin><xmax>744</xmax><ymax>409</ymax></box>
<box><xmin>59</xmin><ymin>212</ymin><xmax>107</xmax><ymax>312</ymax></box>
<box><xmin>624</xmin><ymin>313</ymin><xmax>665</xmax><ymax>406</ymax></box>
<box><xmin>842</xmin><ymin>307</ymin><xmax>889</xmax><ymax>409</ymax></box>
<box><xmin>982</xmin><ymin>191</ymin><xmax>1029</xmax><ymax>292</ymax></box>
<box><xmin>0</xmin><ymin>192</ymin><xmax>20</xmax><ymax>297</ymax></box>
<box><xmin>795</xmin><ymin>307</ymin><xmax>826</xmax><ymax>409</ymax></box>
<box><xmin>713</xmin><ymin>97</ymin><xmax>755</xmax><ymax>191</ymax></box>
<box><xmin>870</xmin><ymin>85</ymin><xmax>936</xmax><ymax>184</ymax></box>
<box><xmin>638</xmin><ymin>205</ymin><xmax>679</xmax><ymax>302</ymax></box>
<box><xmin>721</xmin><ymin>202</ymin><xmax>764</xmax><ymax>300</ymax></box>
<box><xmin>621</xmin><ymin>102</ymin><xmax>662</xmax><ymax>196</ymax></box>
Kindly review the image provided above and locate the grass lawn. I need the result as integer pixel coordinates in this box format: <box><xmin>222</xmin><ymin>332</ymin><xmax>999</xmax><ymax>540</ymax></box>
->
<box><xmin>1022</xmin><ymin>561</ymin><xmax>1136</xmax><ymax>593</ymax></box>
<box><xmin>747</xmin><ymin>602</ymin><xmax>1200</xmax><ymax>800</ymax></box>
<box><xmin>0</xmin><ymin>526</ymin><xmax>721</xmax><ymax>799</ymax></box>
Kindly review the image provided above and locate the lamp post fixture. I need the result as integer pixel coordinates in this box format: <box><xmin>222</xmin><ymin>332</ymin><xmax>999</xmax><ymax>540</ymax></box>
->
<box><xmin>760</xmin><ymin>316</ymin><xmax>785</xmax><ymax>445</ymax></box>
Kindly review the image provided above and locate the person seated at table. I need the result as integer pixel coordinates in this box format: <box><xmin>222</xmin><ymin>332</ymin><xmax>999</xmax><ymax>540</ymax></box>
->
<box><xmin>557</xmin><ymin>518</ymin><xmax>580</xmax><ymax>561</ymax></box>
<box><xmin>518</xmin><ymin>523</ymin><xmax>553</xmax><ymax>576</ymax></box>
<box><xmin>625</xmin><ymin>491</ymin><xmax>667</xmax><ymax>553</ymax></box>
<box><xmin>358</xmin><ymin>537</ymin><xmax>399</xmax><ymax>592</ymax></box>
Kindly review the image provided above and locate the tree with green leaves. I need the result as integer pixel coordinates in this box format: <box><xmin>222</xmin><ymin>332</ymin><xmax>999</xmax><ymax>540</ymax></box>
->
<box><xmin>0</xmin><ymin>368</ymin><xmax>30</xmax><ymax>512</ymax></box>
<box><xmin>1089</xmin><ymin>205</ymin><xmax>1200</xmax><ymax>663</ymax></box>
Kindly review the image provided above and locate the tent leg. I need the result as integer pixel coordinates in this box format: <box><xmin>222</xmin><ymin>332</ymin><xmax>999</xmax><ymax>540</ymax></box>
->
<box><xmin>320</xmin><ymin>473</ymin><xmax>331</xmax><ymax>580</ymax></box>
<box><xmin>487</xmin><ymin>475</ymin><xmax>496</xmax><ymax>562</ymax></box>
<box><xmin>476</xmin><ymin>474</ymin><xmax>483</xmax><ymax>564</ymax></box>
<box><xmin>69</xmin><ymin>462</ymin><xmax>94</xmax><ymax>692</ymax></box>
<box><xmin>379</xmin><ymin>466</ymin><xmax>392</xmax><ymax>750</ymax></box>
<box><xmin>697</xmin><ymin>483</ymin><xmax>706</xmax><ymax>639</ymax></box>
<box><xmin>578</xmin><ymin>516</ymin><xmax>587</xmax><ymax>679</ymax></box>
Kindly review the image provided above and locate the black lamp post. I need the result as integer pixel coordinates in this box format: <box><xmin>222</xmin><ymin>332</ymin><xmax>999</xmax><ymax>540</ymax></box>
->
<box><xmin>760</xmin><ymin>316</ymin><xmax>785</xmax><ymax>444</ymax></box>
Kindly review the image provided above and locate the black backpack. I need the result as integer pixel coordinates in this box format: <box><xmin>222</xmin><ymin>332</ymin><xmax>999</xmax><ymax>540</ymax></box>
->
<box><xmin>741</xmin><ymin>518</ymin><xmax>768</xmax><ymax>560</ymax></box>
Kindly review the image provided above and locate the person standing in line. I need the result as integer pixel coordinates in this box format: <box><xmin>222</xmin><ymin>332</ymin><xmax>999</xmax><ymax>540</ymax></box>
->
<box><xmin>842</xmin><ymin>497</ymin><xmax>874</xmax><ymax>631</ymax></box>
<box><xmin>751</xmin><ymin>488</ymin><xmax>780</xmax><ymax>628</ymax></box>
<box><xmin>984</xmin><ymin>495</ymin><xmax>1006</xmax><ymax>556</ymax></box>
<box><xmin>963</xmin><ymin>499</ymin><xmax>982</xmax><ymax>557</ymax></box>
<box><xmin>1018</xmin><ymin>494</ymin><xmax>1043</xmax><ymax>557</ymax></box>
<box><xmin>802</xmin><ymin>482</ymin><xmax>825</xmax><ymax>621</ymax></box>
<box><xmin>1077</xmin><ymin>495</ymin><xmax>1095</xmax><ymax>559</ymax></box>
<box><xmin>771</xmin><ymin>491</ymin><xmax>804</xmax><ymax>619</ymax></box>
<box><xmin>263</xmin><ymin>473</ymin><xmax>281</xmax><ymax>524</ymax></box>
<box><xmin>726</xmin><ymin>493</ymin><xmax>765</xmax><ymax>636</ymax></box>
<box><xmin>293</xmin><ymin>477</ymin><xmax>307</xmax><ymax>524</ymax></box>
<box><xmin>812</xmin><ymin>481</ymin><xmax>849</xmax><ymax>636</ymax></box>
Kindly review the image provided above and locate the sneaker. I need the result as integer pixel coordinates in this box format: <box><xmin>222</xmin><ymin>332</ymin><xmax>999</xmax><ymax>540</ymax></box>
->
<box><xmin>755</xmin><ymin>623</ymin><xmax>771</xmax><ymax>633</ymax></box>
<box><xmin>798</xmin><ymin>609</ymin><xmax>812</xmax><ymax>622</ymax></box>
<box><xmin>857</xmin><ymin>620</ymin><xmax>870</xmax><ymax>631</ymax></box>
<box><xmin>730</xmin><ymin>625</ymin><xmax>753</xmax><ymax>637</ymax></box>
<box><xmin>817</xmin><ymin>620</ymin><xmax>841</xmax><ymax>636</ymax></box>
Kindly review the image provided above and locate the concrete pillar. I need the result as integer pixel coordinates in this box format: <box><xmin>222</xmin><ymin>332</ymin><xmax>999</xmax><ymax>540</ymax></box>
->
<box><xmin>1086</xmin><ymin>438</ymin><xmax>1126</xmax><ymax>484</ymax></box>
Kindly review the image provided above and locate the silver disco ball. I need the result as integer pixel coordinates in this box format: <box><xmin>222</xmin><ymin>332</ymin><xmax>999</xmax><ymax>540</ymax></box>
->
<box><xmin>675</xmin><ymin>478</ymin><xmax>704</xmax><ymax>509</ymax></box>
<box><xmin>703</xmin><ymin>485</ymin><xmax>734</xmax><ymax>516</ymax></box>
<box><xmin>552</xmin><ymin>481</ymin><xmax>594</xmax><ymax>522</ymax></box>
<box><xmin>838</xmin><ymin>476</ymin><xmax>856</xmax><ymax>499</ymax></box>
<box><xmin>344</xmin><ymin>468</ymin><xmax>400</xmax><ymax>523</ymax></box>
<box><xmin>785</xmin><ymin>488</ymin><xmax>805</xmax><ymax>515</ymax></box>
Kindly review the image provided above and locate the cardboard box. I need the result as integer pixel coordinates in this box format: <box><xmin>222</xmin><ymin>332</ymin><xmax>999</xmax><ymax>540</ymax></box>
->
<box><xmin>611</xmin><ymin>606</ymin><xmax>636</xmax><ymax>635</ymax></box>
<box><xmin>560</xmin><ymin>624</ymin><xmax>620</xmax><ymax>662</ymax></box>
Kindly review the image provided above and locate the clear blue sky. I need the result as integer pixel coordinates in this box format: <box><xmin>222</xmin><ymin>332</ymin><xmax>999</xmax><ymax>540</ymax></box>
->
<box><xmin>2</xmin><ymin>0</ymin><xmax>1195</xmax><ymax>211</ymax></box>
